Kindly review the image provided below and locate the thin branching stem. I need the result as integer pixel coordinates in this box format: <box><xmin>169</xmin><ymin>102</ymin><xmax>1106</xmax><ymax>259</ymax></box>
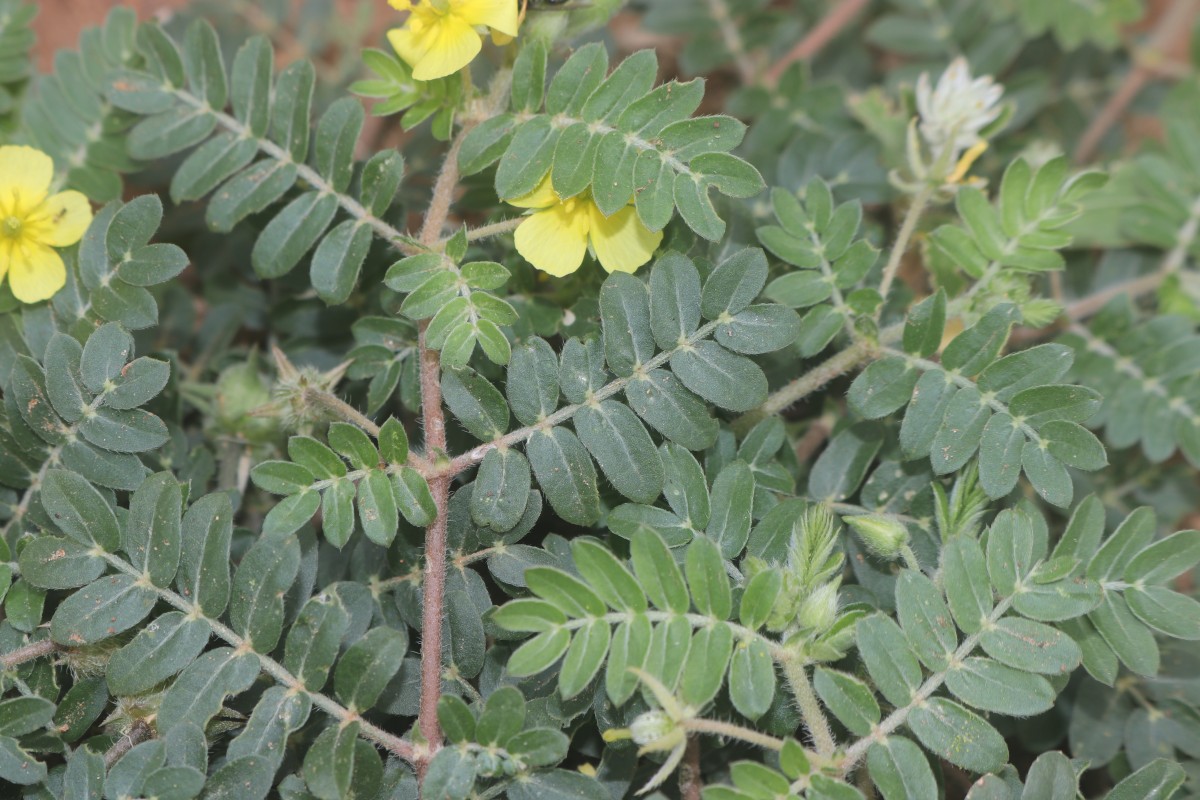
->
<box><xmin>764</xmin><ymin>0</ymin><xmax>871</xmax><ymax>85</ymax></box>
<box><xmin>303</xmin><ymin>387</ymin><xmax>382</xmax><ymax>437</ymax></box>
<box><xmin>457</xmin><ymin>216</ymin><xmax>523</xmax><ymax>244</ymax></box>
<box><xmin>441</xmin><ymin>319</ymin><xmax>722</xmax><ymax>477</ymax></box>
<box><xmin>1074</xmin><ymin>0</ymin><xmax>1200</xmax><ymax>163</ymax></box>
<box><xmin>837</xmin><ymin>592</ymin><xmax>1021</xmax><ymax>776</ymax></box>
<box><xmin>97</xmin><ymin>552</ymin><xmax>417</xmax><ymax>763</ymax></box>
<box><xmin>683</xmin><ymin>718</ymin><xmax>785</xmax><ymax>751</ymax></box>
<box><xmin>877</xmin><ymin>185</ymin><xmax>934</xmax><ymax>310</ymax></box>
<box><xmin>170</xmin><ymin>88</ymin><xmax>424</xmax><ymax>255</ymax></box>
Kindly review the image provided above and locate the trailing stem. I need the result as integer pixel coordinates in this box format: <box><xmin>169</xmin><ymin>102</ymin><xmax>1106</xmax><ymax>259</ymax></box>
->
<box><xmin>414</xmin><ymin>68</ymin><xmax>512</xmax><ymax>768</ymax></box>
<box><xmin>876</xmin><ymin>185</ymin><xmax>934</xmax><ymax>309</ymax></box>
<box><xmin>837</xmin><ymin>592</ymin><xmax>1020</xmax><ymax>776</ymax></box>
<box><xmin>0</xmin><ymin>639</ymin><xmax>60</xmax><ymax>669</ymax></box>
<box><xmin>95</xmin><ymin>552</ymin><xmax>416</xmax><ymax>762</ymax></box>
<box><xmin>783</xmin><ymin>659</ymin><xmax>836</xmax><ymax>756</ymax></box>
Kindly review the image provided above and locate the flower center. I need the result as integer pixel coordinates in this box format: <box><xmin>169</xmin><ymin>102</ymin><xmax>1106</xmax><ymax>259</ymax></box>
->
<box><xmin>426</xmin><ymin>0</ymin><xmax>451</xmax><ymax>12</ymax></box>
<box><xmin>1</xmin><ymin>216</ymin><xmax>22</xmax><ymax>239</ymax></box>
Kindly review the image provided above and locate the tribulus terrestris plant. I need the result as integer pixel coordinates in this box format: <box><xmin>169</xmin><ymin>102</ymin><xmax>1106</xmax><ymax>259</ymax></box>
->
<box><xmin>1</xmin><ymin>0</ymin><xmax>1199</xmax><ymax>798</ymax></box>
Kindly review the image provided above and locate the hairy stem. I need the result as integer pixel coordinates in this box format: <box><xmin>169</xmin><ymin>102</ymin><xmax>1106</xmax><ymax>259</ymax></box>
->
<box><xmin>458</xmin><ymin>217</ymin><xmax>523</xmax><ymax>244</ymax></box>
<box><xmin>104</xmin><ymin>720</ymin><xmax>154</xmax><ymax>768</ymax></box>
<box><xmin>735</xmin><ymin>336</ymin><xmax>880</xmax><ymax>432</ymax></box>
<box><xmin>784</xmin><ymin>660</ymin><xmax>836</xmax><ymax>756</ymax></box>
<box><xmin>839</xmin><ymin>592</ymin><xmax>1019</xmax><ymax>775</ymax></box>
<box><xmin>877</xmin><ymin>185</ymin><xmax>934</xmax><ymax>311</ymax></box>
<box><xmin>441</xmin><ymin>319</ymin><xmax>722</xmax><ymax>476</ymax></box>
<box><xmin>683</xmin><ymin>717</ymin><xmax>785</xmax><ymax>751</ymax></box>
<box><xmin>303</xmin><ymin>387</ymin><xmax>382</xmax><ymax>437</ymax></box>
<box><xmin>0</xmin><ymin>639</ymin><xmax>60</xmax><ymax>669</ymax></box>
<box><xmin>97</xmin><ymin>553</ymin><xmax>416</xmax><ymax>762</ymax></box>
<box><xmin>170</xmin><ymin>88</ymin><xmax>423</xmax><ymax>255</ymax></box>
<box><xmin>414</xmin><ymin>68</ymin><xmax>512</xmax><ymax>766</ymax></box>
<box><xmin>1063</xmin><ymin>193</ymin><xmax>1200</xmax><ymax>323</ymax></box>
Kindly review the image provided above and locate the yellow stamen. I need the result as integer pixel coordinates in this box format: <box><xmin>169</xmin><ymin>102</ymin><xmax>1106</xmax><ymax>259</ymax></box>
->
<box><xmin>947</xmin><ymin>140</ymin><xmax>988</xmax><ymax>185</ymax></box>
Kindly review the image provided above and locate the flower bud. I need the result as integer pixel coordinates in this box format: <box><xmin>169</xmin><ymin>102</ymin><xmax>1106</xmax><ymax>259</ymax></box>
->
<box><xmin>797</xmin><ymin>581</ymin><xmax>839</xmax><ymax>633</ymax></box>
<box><xmin>846</xmin><ymin>514</ymin><xmax>910</xmax><ymax>559</ymax></box>
<box><xmin>766</xmin><ymin>573</ymin><xmax>803</xmax><ymax>632</ymax></box>
<box><xmin>215</xmin><ymin>357</ymin><xmax>277</xmax><ymax>443</ymax></box>
<box><xmin>629</xmin><ymin>710</ymin><xmax>676</xmax><ymax>747</ymax></box>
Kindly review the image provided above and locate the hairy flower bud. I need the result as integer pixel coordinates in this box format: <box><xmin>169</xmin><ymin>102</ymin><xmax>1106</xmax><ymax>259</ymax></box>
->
<box><xmin>846</xmin><ymin>514</ymin><xmax>910</xmax><ymax>559</ymax></box>
<box><xmin>214</xmin><ymin>356</ymin><xmax>277</xmax><ymax>443</ymax></box>
<box><xmin>629</xmin><ymin>710</ymin><xmax>677</xmax><ymax>747</ymax></box>
<box><xmin>797</xmin><ymin>580</ymin><xmax>840</xmax><ymax>633</ymax></box>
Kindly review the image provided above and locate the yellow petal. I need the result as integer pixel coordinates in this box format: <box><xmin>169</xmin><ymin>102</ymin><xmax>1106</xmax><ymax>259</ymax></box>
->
<box><xmin>0</xmin><ymin>145</ymin><xmax>55</xmax><ymax>215</ymax></box>
<box><xmin>587</xmin><ymin>204</ymin><xmax>662</xmax><ymax>274</ymax></box>
<box><xmin>411</xmin><ymin>14</ymin><xmax>482</xmax><ymax>81</ymax></box>
<box><xmin>514</xmin><ymin>205</ymin><xmax>590</xmax><ymax>277</ymax></box>
<box><xmin>388</xmin><ymin>26</ymin><xmax>431</xmax><ymax>72</ymax></box>
<box><xmin>26</xmin><ymin>191</ymin><xmax>93</xmax><ymax>248</ymax></box>
<box><xmin>456</xmin><ymin>0</ymin><xmax>520</xmax><ymax>36</ymax></box>
<box><xmin>506</xmin><ymin>172</ymin><xmax>559</xmax><ymax>209</ymax></box>
<box><xmin>389</xmin><ymin>0</ymin><xmax>413</xmax><ymax>9</ymax></box>
<box><xmin>7</xmin><ymin>241</ymin><xmax>66</xmax><ymax>304</ymax></box>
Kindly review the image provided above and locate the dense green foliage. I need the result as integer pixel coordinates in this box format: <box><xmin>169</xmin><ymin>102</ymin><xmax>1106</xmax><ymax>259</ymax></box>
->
<box><xmin>1</xmin><ymin>1</ymin><xmax>1199</xmax><ymax>798</ymax></box>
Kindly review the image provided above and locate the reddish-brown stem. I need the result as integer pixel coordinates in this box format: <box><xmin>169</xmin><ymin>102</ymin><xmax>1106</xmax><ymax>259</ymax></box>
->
<box><xmin>414</xmin><ymin>135</ymin><xmax>465</xmax><ymax>766</ymax></box>
<box><xmin>764</xmin><ymin>0</ymin><xmax>870</xmax><ymax>85</ymax></box>
<box><xmin>680</xmin><ymin>736</ymin><xmax>703</xmax><ymax>800</ymax></box>
<box><xmin>1074</xmin><ymin>0</ymin><xmax>1200</xmax><ymax>163</ymax></box>
<box><xmin>0</xmin><ymin>639</ymin><xmax>59</xmax><ymax>669</ymax></box>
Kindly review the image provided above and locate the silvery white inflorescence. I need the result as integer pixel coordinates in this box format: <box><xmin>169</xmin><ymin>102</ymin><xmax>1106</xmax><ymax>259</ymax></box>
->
<box><xmin>916</xmin><ymin>57</ymin><xmax>1004</xmax><ymax>160</ymax></box>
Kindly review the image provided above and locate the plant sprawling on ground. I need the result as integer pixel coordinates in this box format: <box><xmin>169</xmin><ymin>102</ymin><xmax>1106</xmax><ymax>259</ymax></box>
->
<box><xmin>0</xmin><ymin>0</ymin><xmax>1199</xmax><ymax>798</ymax></box>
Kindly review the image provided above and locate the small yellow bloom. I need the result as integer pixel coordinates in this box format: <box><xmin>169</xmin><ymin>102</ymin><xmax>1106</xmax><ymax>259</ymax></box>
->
<box><xmin>387</xmin><ymin>0</ymin><xmax>520</xmax><ymax>81</ymax></box>
<box><xmin>0</xmin><ymin>145</ymin><xmax>92</xmax><ymax>304</ymax></box>
<box><xmin>509</xmin><ymin>175</ymin><xmax>663</xmax><ymax>278</ymax></box>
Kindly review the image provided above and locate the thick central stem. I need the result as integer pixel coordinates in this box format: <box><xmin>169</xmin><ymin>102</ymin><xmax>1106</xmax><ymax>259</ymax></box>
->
<box><xmin>416</xmin><ymin>129</ymin><xmax>470</xmax><ymax>768</ymax></box>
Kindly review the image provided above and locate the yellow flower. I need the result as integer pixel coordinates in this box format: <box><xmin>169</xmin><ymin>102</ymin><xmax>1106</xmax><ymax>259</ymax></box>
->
<box><xmin>387</xmin><ymin>0</ymin><xmax>520</xmax><ymax>81</ymax></box>
<box><xmin>509</xmin><ymin>176</ymin><xmax>663</xmax><ymax>278</ymax></box>
<box><xmin>0</xmin><ymin>146</ymin><xmax>92</xmax><ymax>304</ymax></box>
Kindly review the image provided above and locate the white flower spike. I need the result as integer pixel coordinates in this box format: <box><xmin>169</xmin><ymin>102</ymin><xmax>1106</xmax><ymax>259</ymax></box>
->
<box><xmin>916</xmin><ymin>57</ymin><xmax>1004</xmax><ymax>161</ymax></box>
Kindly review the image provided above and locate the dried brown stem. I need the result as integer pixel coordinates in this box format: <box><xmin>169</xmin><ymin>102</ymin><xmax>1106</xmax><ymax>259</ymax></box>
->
<box><xmin>764</xmin><ymin>0</ymin><xmax>870</xmax><ymax>85</ymax></box>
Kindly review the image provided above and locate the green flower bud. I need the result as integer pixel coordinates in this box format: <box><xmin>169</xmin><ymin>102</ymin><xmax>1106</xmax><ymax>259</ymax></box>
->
<box><xmin>629</xmin><ymin>710</ymin><xmax>676</xmax><ymax>747</ymax></box>
<box><xmin>846</xmin><ymin>514</ymin><xmax>909</xmax><ymax>559</ymax></box>
<box><xmin>215</xmin><ymin>356</ymin><xmax>277</xmax><ymax>443</ymax></box>
<box><xmin>797</xmin><ymin>581</ymin><xmax>839</xmax><ymax>633</ymax></box>
<box><xmin>766</xmin><ymin>573</ymin><xmax>803</xmax><ymax>632</ymax></box>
